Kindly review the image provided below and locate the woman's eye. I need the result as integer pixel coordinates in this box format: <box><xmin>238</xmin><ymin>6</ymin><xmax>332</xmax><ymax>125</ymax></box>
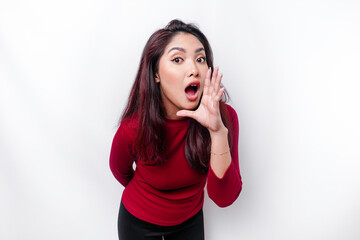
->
<box><xmin>197</xmin><ymin>57</ymin><xmax>206</xmax><ymax>63</ymax></box>
<box><xmin>171</xmin><ymin>57</ymin><xmax>183</xmax><ymax>63</ymax></box>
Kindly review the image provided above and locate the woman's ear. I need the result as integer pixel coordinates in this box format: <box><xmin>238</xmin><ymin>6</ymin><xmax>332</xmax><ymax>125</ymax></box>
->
<box><xmin>155</xmin><ymin>74</ymin><xmax>160</xmax><ymax>83</ymax></box>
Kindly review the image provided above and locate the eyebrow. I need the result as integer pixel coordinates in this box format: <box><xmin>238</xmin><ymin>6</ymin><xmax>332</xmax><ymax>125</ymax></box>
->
<box><xmin>167</xmin><ymin>47</ymin><xmax>205</xmax><ymax>54</ymax></box>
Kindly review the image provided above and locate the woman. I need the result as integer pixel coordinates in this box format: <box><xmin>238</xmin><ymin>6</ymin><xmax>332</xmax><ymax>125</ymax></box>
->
<box><xmin>110</xmin><ymin>19</ymin><xmax>242</xmax><ymax>240</ymax></box>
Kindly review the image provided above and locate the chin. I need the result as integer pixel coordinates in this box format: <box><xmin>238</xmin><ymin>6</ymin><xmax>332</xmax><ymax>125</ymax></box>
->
<box><xmin>184</xmin><ymin>100</ymin><xmax>200</xmax><ymax>110</ymax></box>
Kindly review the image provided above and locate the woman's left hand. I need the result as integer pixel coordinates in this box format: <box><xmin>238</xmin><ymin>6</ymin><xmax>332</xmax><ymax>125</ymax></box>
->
<box><xmin>177</xmin><ymin>66</ymin><xmax>226</xmax><ymax>133</ymax></box>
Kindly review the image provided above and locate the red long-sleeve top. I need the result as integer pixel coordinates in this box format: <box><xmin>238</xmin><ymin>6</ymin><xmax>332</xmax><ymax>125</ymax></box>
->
<box><xmin>109</xmin><ymin>104</ymin><xmax>242</xmax><ymax>226</ymax></box>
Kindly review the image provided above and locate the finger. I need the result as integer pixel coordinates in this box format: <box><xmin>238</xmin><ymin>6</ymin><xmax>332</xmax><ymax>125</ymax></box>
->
<box><xmin>209</xmin><ymin>66</ymin><xmax>218</xmax><ymax>96</ymax></box>
<box><xmin>203</xmin><ymin>68</ymin><xmax>211</xmax><ymax>96</ymax></box>
<box><xmin>176</xmin><ymin>109</ymin><xmax>197</xmax><ymax>119</ymax></box>
<box><xmin>213</xmin><ymin>72</ymin><xmax>222</xmax><ymax>98</ymax></box>
<box><xmin>211</xmin><ymin>66</ymin><xmax>218</xmax><ymax>83</ymax></box>
<box><xmin>214</xmin><ymin>87</ymin><xmax>225</xmax><ymax>102</ymax></box>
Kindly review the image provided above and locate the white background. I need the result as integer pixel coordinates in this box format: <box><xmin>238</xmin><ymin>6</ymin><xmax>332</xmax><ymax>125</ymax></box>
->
<box><xmin>1</xmin><ymin>0</ymin><xmax>360</xmax><ymax>239</ymax></box>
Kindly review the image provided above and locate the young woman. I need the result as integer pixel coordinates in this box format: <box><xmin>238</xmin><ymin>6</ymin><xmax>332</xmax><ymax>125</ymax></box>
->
<box><xmin>110</xmin><ymin>19</ymin><xmax>242</xmax><ymax>240</ymax></box>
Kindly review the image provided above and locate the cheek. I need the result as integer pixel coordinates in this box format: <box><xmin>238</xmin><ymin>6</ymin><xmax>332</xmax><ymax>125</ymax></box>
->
<box><xmin>159</xmin><ymin>66</ymin><xmax>184</xmax><ymax>87</ymax></box>
<box><xmin>162</xmin><ymin>70</ymin><xmax>180</xmax><ymax>83</ymax></box>
<box><xmin>159</xmin><ymin>60</ymin><xmax>173</xmax><ymax>76</ymax></box>
<box><xmin>199</xmin><ymin>64</ymin><xmax>208</xmax><ymax>76</ymax></box>
<box><xmin>199</xmin><ymin>66</ymin><xmax>208</xmax><ymax>87</ymax></box>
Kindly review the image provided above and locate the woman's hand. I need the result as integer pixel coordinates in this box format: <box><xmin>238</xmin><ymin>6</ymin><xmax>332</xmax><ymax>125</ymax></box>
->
<box><xmin>177</xmin><ymin>66</ymin><xmax>226</xmax><ymax>134</ymax></box>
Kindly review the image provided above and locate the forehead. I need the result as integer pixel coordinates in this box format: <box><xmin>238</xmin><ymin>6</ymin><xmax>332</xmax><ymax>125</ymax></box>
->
<box><xmin>165</xmin><ymin>32</ymin><xmax>204</xmax><ymax>51</ymax></box>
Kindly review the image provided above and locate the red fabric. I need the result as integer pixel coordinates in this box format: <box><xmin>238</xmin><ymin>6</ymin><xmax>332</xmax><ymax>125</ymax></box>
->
<box><xmin>109</xmin><ymin>104</ymin><xmax>242</xmax><ymax>226</ymax></box>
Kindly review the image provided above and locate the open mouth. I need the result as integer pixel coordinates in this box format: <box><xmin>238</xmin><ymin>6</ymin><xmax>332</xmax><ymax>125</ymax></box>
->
<box><xmin>185</xmin><ymin>81</ymin><xmax>200</xmax><ymax>101</ymax></box>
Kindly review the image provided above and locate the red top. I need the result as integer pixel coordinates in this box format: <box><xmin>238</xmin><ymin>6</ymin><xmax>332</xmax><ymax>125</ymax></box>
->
<box><xmin>109</xmin><ymin>104</ymin><xmax>242</xmax><ymax>226</ymax></box>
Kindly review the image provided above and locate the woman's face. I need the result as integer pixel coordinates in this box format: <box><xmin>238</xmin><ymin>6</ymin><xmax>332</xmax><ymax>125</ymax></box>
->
<box><xmin>155</xmin><ymin>32</ymin><xmax>209</xmax><ymax>119</ymax></box>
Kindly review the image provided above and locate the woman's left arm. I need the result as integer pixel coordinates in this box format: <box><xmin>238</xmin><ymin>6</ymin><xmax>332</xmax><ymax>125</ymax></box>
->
<box><xmin>207</xmin><ymin>106</ymin><xmax>242</xmax><ymax>207</ymax></box>
<box><xmin>177</xmin><ymin>67</ymin><xmax>242</xmax><ymax>207</ymax></box>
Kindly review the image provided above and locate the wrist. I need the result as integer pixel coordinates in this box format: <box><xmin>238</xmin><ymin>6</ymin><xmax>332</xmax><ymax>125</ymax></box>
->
<box><xmin>209</xmin><ymin>125</ymin><xmax>228</xmax><ymax>137</ymax></box>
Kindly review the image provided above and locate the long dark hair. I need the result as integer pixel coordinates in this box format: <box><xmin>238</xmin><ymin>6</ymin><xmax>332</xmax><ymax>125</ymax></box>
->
<box><xmin>120</xmin><ymin>19</ymin><xmax>232</xmax><ymax>174</ymax></box>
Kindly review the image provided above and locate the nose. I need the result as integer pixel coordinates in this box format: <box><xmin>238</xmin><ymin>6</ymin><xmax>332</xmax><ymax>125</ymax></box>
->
<box><xmin>187</xmin><ymin>61</ymin><xmax>199</xmax><ymax>78</ymax></box>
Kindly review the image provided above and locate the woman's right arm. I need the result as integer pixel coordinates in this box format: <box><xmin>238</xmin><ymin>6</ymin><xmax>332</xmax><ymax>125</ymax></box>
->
<box><xmin>109</xmin><ymin>121</ymin><xmax>136</xmax><ymax>187</ymax></box>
